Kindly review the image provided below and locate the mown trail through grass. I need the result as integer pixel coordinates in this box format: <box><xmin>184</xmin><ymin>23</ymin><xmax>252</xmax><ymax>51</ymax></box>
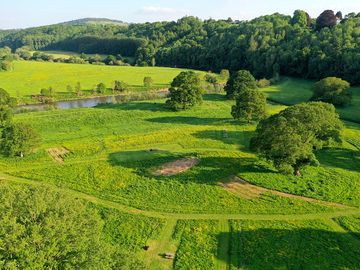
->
<box><xmin>2</xmin><ymin>173</ymin><xmax>359</xmax><ymax>221</ymax></box>
<box><xmin>143</xmin><ymin>219</ymin><xmax>178</xmax><ymax>270</ymax></box>
<box><xmin>216</xmin><ymin>220</ymin><xmax>231</xmax><ymax>270</ymax></box>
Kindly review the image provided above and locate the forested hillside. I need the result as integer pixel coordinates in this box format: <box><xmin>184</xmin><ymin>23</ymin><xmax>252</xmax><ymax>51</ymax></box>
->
<box><xmin>1</xmin><ymin>10</ymin><xmax>360</xmax><ymax>83</ymax></box>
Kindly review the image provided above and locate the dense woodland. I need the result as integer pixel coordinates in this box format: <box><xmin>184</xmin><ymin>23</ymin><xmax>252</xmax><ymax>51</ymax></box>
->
<box><xmin>1</xmin><ymin>10</ymin><xmax>360</xmax><ymax>83</ymax></box>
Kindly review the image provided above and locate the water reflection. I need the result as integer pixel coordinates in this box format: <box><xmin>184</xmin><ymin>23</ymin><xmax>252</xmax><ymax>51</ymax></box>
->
<box><xmin>16</xmin><ymin>91</ymin><xmax>168</xmax><ymax>113</ymax></box>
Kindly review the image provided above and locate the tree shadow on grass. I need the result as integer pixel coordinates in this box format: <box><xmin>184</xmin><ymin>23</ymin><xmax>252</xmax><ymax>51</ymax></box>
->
<box><xmin>203</xmin><ymin>93</ymin><xmax>228</xmax><ymax>102</ymax></box>
<box><xmin>216</xmin><ymin>228</ymin><xmax>360</xmax><ymax>270</ymax></box>
<box><xmin>147</xmin><ymin>116</ymin><xmax>231</xmax><ymax>126</ymax></box>
<box><xmin>108</xmin><ymin>150</ymin><xmax>274</xmax><ymax>185</ymax></box>
<box><xmin>316</xmin><ymin>147</ymin><xmax>360</xmax><ymax>173</ymax></box>
<box><xmin>97</xmin><ymin>101</ymin><xmax>169</xmax><ymax>112</ymax></box>
<box><xmin>192</xmin><ymin>130</ymin><xmax>254</xmax><ymax>151</ymax></box>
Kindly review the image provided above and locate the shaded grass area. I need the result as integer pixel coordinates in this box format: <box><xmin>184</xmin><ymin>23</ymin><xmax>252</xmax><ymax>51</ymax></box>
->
<box><xmin>226</xmin><ymin>220</ymin><xmax>360</xmax><ymax>270</ymax></box>
<box><xmin>335</xmin><ymin>215</ymin><xmax>360</xmax><ymax>240</ymax></box>
<box><xmin>97</xmin><ymin>206</ymin><xmax>166</xmax><ymax>251</ymax></box>
<box><xmin>263</xmin><ymin>77</ymin><xmax>360</xmax><ymax>123</ymax></box>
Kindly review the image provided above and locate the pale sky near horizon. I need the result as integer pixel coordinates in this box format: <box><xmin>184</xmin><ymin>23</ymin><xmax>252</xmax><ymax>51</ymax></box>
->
<box><xmin>1</xmin><ymin>0</ymin><xmax>359</xmax><ymax>29</ymax></box>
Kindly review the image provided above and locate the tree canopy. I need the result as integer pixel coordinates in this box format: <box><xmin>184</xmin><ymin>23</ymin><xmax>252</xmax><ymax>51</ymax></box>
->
<box><xmin>231</xmin><ymin>89</ymin><xmax>267</xmax><ymax>122</ymax></box>
<box><xmin>316</xmin><ymin>10</ymin><xmax>338</xmax><ymax>30</ymax></box>
<box><xmin>143</xmin><ymin>76</ymin><xmax>154</xmax><ymax>88</ymax></box>
<box><xmin>292</xmin><ymin>10</ymin><xmax>311</xmax><ymax>27</ymax></box>
<box><xmin>0</xmin><ymin>182</ymin><xmax>144</xmax><ymax>269</ymax></box>
<box><xmin>1</xmin><ymin>123</ymin><xmax>40</xmax><ymax>157</ymax></box>
<box><xmin>2</xmin><ymin>11</ymin><xmax>360</xmax><ymax>83</ymax></box>
<box><xmin>166</xmin><ymin>71</ymin><xmax>203</xmax><ymax>111</ymax></box>
<box><xmin>250</xmin><ymin>102</ymin><xmax>343</xmax><ymax>175</ymax></box>
<box><xmin>225</xmin><ymin>70</ymin><xmax>257</xmax><ymax>99</ymax></box>
<box><xmin>0</xmin><ymin>88</ymin><xmax>16</xmax><ymax>107</ymax></box>
<box><xmin>0</xmin><ymin>106</ymin><xmax>12</xmax><ymax>127</ymax></box>
<box><xmin>97</xmin><ymin>82</ymin><xmax>107</xmax><ymax>94</ymax></box>
<box><xmin>311</xmin><ymin>77</ymin><xmax>352</xmax><ymax>106</ymax></box>
<box><xmin>0</xmin><ymin>89</ymin><xmax>16</xmax><ymax>127</ymax></box>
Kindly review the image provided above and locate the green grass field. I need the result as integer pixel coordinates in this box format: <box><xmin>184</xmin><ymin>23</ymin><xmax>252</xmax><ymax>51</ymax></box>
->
<box><xmin>1</xmin><ymin>86</ymin><xmax>360</xmax><ymax>269</ymax></box>
<box><xmin>36</xmin><ymin>50</ymin><xmax>136</xmax><ymax>63</ymax></box>
<box><xmin>0</xmin><ymin>61</ymin><xmax>200</xmax><ymax>99</ymax></box>
<box><xmin>38</xmin><ymin>50</ymin><xmax>107</xmax><ymax>59</ymax></box>
<box><xmin>263</xmin><ymin>77</ymin><xmax>360</xmax><ymax>123</ymax></box>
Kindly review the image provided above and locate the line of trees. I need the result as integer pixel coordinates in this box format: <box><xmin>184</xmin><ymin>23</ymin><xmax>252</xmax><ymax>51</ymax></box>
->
<box><xmin>36</xmin><ymin>76</ymin><xmax>155</xmax><ymax>101</ymax></box>
<box><xmin>1</xmin><ymin>10</ymin><xmax>360</xmax><ymax>80</ymax></box>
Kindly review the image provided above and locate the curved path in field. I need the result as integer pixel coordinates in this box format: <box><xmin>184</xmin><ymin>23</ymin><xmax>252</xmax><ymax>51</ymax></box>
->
<box><xmin>2</xmin><ymin>172</ymin><xmax>360</xmax><ymax>221</ymax></box>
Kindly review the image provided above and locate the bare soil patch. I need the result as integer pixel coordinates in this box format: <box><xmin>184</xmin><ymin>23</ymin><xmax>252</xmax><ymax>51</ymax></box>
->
<box><xmin>153</xmin><ymin>157</ymin><xmax>199</xmax><ymax>176</ymax></box>
<box><xmin>47</xmin><ymin>147</ymin><xmax>70</xmax><ymax>163</ymax></box>
<box><xmin>222</xmin><ymin>176</ymin><xmax>351</xmax><ymax>208</ymax></box>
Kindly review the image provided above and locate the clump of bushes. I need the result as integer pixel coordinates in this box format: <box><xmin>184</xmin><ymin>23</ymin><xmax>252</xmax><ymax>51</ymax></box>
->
<box><xmin>311</xmin><ymin>77</ymin><xmax>352</xmax><ymax>106</ymax></box>
<box><xmin>257</xmin><ymin>78</ymin><xmax>271</xmax><ymax>88</ymax></box>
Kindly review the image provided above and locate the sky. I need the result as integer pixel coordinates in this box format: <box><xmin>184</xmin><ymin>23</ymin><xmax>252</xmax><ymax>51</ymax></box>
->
<box><xmin>1</xmin><ymin>0</ymin><xmax>359</xmax><ymax>29</ymax></box>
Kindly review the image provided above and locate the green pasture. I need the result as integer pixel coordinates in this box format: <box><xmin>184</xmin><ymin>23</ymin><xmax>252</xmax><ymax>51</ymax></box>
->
<box><xmin>1</xmin><ymin>90</ymin><xmax>360</xmax><ymax>268</ymax></box>
<box><xmin>263</xmin><ymin>77</ymin><xmax>360</xmax><ymax>123</ymax></box>
<box><xmin>0</xmin><ymin>60</ymin><xmax>198</xmax><ymax>98</ymax></box>
<box><xmin>37</xmin><ymin>50</ymin><xmax>135</xmax><ymax>63</ymax></box>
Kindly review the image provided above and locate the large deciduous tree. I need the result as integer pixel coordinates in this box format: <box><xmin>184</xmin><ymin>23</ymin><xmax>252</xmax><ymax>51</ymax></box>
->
<box><xmin>0</xmin><ymin>88</ymin><xmax>16</xmax><ymax>127</ymax></box>
<box><xmin>311</xmin><ymin>77</ymin><xmax>352</xmax><ymax>106</ymax></box>
<box><xmin>1</xmin><ymin>123</ymin><xmax>40</xmax><ymax>157</ymax></box>
<box><xmin>166</xmin><ymin>71</ymin><xmax>203</xmax><ymax>111</ymax></box>
<box><xmin>292</xmin><ymin>10</ymin><xmax>311</xmax><ymax>27</ymax></box>
<box><xmin>0</xmin><ymin>89</ymin><xmax>9</xmax><ymax>105</ymax></box>
<box><xmin>316</xmin><ymin>10</ymin><xmax>337</xmax><ymax>30</ymax></box>
<box><xmin>250</xmin><ymin>102</ymin><xmax>343</xmax><ymax>176</ymax></box>
<box><xmin>97</xmin><ymin>82</ymin><xmax>107</xmax><ymax>94</ymax></box>
<box><xmin>0</xmin><ymin>183</ymin><xmax>144</xmax><ymax>269</ymax></box>
<box><xmin>225</xmin><ymin>70</ymin><xmax>257</xmax><ymax>99</ymax></box>
<box><xmin>231</xmin><ymin>88</ymin><xmax>267</xmax><ymax>122</ymax></box>
<box><xmin>143</xmin><ymin>76</ymin><xmax>154</xmax><ymax>88</ymax></box>
<box><xmin>0</xmin><ymin>106</ymin><xmax>12</xmax><ymax>127</ymax></box>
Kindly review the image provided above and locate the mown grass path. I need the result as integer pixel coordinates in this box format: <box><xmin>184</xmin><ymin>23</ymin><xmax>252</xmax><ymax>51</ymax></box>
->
<box><xmin>143</xmin><ymin>219</ymin><xmax>178</xmax><ymax>270</ymax></box>
<box><xmin>216</xmin><ymin>220</ymin><xmax>231</xmax><ymax>270</ymax></box>
<box><xmin>2</xmin><ymin>172</ymin><xmax>360</xmax><ymax>221</ymax></box>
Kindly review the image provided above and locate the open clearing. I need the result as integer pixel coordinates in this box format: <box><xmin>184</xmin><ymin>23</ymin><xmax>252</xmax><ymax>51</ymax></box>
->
<box><xmin>152</xmin><ymin>157</ymin><xmax>199</xmax><ymax>176</ymax></box>
<box><xmin>0</xmin><ymin>61</ymin><xmax>200</xmax><ymax>97</ymax></box>
<box><xmin>2</xmin><ymin>77</ymin><xmax>360</xmax><ymax>269</ymax></box>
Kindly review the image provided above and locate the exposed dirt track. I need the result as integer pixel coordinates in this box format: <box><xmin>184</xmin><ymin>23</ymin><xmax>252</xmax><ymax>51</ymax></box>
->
<box><xmin>47</xmin><ymin>147</ymin><xmax>70</xmax><ymax>163</ymax></box>
<box><xmin>222</xmin><ymin>176</ymin><xmax>352</xmax><ymax>208</ymax></box>
<box><xmin>153</xmin><ymin>157</ymin><xmax>199</xmax><ymax>176</ymax></box>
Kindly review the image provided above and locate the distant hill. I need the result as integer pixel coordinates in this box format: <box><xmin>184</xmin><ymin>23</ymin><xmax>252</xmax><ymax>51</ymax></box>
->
<box><xmin>58</xmin><ymin>18</ymin><xmax>128</xmax><ymax>26</ymax></box>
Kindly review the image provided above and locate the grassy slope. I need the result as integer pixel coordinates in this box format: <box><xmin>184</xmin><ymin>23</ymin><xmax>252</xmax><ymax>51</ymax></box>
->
<box><xmin>2</xmin><ymin>95</ymin><xmax>351</xmax><ymax>215</ymax></box>
<box><xmin>1</xmin><ymin>91</ymin><xmax>360</xmax><ymax>268</ymax></box>
<box><xmin>263</xmin><ymin>77</ymin><xmax>360</xmax><ymax>123</ymax></box>
<box><xmin>0</xmin><ymin>61</ymin><xmax>195</xmax><ymax>97</ymax></box>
